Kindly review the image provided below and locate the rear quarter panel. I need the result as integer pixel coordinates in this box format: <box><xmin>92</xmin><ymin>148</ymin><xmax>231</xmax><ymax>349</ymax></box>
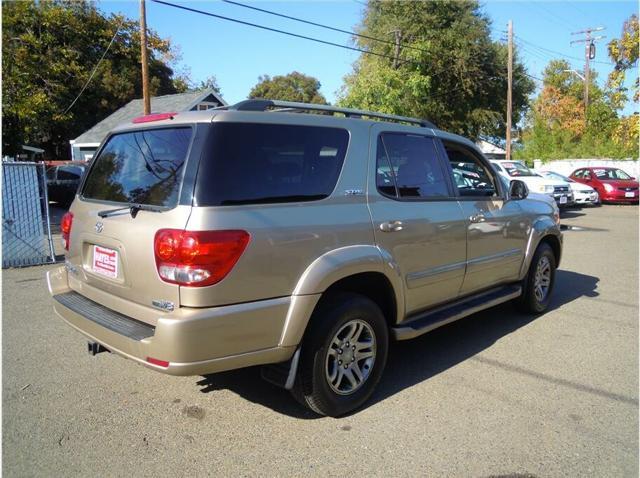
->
<box><xmin>180</xmin><ymin>115</ymin><xmax>377</xmax><ymax>307</ymax></box>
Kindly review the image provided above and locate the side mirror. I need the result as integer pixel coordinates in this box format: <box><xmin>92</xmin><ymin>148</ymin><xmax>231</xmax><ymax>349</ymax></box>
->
<box><xmin>509</xmin><ymin>179</ymin><xmax>529</xmax><ymax>200</ymax></box>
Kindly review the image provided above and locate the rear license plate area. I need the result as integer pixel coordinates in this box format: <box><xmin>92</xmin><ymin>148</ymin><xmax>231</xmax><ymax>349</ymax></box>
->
<box><xmin>92</xmin><ymin>245</ymin><xmax>118</xmax><ymax>278</ymax></box>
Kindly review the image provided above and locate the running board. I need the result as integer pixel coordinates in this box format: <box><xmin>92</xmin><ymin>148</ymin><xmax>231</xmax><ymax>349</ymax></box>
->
<box><xmin>392</xmin><ymin>284</ymin><xmax>522</xmax><ymax>341</ymax></box>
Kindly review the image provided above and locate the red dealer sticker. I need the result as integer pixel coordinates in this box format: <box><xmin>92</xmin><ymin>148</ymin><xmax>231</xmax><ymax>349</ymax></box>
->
<box><xmin>93</xmin><ymin>245</ymin><xmax>118</xmax><ymax>278</ymax></box>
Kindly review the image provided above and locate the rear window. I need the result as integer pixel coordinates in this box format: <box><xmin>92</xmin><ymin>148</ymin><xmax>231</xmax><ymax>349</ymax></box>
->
<box><xmin>194</xmin><ymin>123</ymin><xmax>349</xmax><ymax>206</ymax></box>
<box><xmin>81</xmin><ymin>127</ymin><xmax>192</xmax><ymax>207</ymax></box>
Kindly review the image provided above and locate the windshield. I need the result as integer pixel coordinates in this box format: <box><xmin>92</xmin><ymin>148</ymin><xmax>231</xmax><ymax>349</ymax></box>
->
<box><xmin>592</xmin><ymin>168</ymin><xmax>632</xmax><ymax>180</ymax></box>
<box><xmin>544</xmin><ymin>171</ymin><xmax>572</xmax><ymax>182</ymax></box>
<box><xmin>82</xmin><ymin>127</ymin><xmax>192</xmax><ymax>207</ymax></box>
<box><xmin>501</xmin><ymin>161</ymin><xmax>537</xmax><ymax>177</ymax></box>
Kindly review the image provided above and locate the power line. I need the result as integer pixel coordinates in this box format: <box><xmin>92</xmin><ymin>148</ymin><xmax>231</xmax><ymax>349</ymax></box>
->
<box><xmin>62</xmin><ymin>21</ymin><xmax>121</xmax><ymax>114</ymax></box>
<box><xmin>220</xmin><ymin>0</ymin><xmax>430</xmax><ymax>55</ymax></box>
<box><xmin>152</xmin><ymin>0</ymin><xmax>535</xmax><ymax>103</ymax></box>
<box><xmin>151</xmin><ymin>0</ymin><xmax>408</xmax><ymax>65</ymax></box>
<box><xmin>516</xmin><ymin>35</ymin><xmax>612</xmax><ymax>66</ymax></box>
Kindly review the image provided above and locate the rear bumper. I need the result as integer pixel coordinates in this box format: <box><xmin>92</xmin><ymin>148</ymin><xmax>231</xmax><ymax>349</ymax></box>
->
<box><xmin>47</xmin><ymin>266</ymin><xmax>298</xmax><ymax>376</ymax></box>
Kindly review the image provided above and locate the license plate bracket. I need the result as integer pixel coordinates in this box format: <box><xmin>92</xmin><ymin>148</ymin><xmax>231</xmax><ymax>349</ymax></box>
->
<box><xmin>92</xmin><ymin>245</ymin><xmax>118</xmax><ymax>278</ymax></box>
<box><xmin>625</xmin><ymin>191</ymin><xmax>635</xmax><ymax>198</ymax></box>
<box><xmin>559</xmin><ymin>195</ymin><xmax>567</xmax><ymax>204</ymax></box>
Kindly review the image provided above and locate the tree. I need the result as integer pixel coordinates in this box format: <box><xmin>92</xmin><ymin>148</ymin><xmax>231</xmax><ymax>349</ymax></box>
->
<box><xmin>516</xmin><ymin>59</ymin><xmax>631</xmax><ymax>160</ymax></box>
<box><xmin>607</xmin><ymin>14</ymin><xmax>638</xmax><ymax>153</ymax></box>
<box><xmin>196</xmin><ymin>75</ymin><xmax>222</xmax><ymax>94</ymax></box>
<box><xmin>607</xmin><ymin>14</ymin><xmax>639</xmax><ymax>108</ymax></box>
<box><xmin>248</xmin><ymin>72</ymin><xmax>327</xmax><ymax>104</ymax></box>
<box><xmin>338</xmin><ymin>0</ymin><xmax>534</xmax><ymax>140</ymax></box>
<box><xmin>2</xmin><ymin>1</ymin><xmax>187</xmax><ymax>158</ymax></box>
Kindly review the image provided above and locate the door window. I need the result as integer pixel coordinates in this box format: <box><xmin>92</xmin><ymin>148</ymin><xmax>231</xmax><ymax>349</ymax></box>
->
<box><xmin>376</xmin><ymin>133</ymin><xmax>450</xmax><ymax>199</ymax></box>
<box><xmin>442</xmin><ymin>142</ymin><xmax>498</xmax><ymax>197</ymax></box>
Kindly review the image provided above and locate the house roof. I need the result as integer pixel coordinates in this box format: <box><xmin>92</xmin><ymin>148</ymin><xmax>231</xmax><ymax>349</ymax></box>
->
<box><xmin>71</xmin><ymin>89</ymin><xmax>226</xmax><ymax>145</ymax></box>
<box><xmin>477</xmin><ymin>140</ymin><xmax>506</xmax><ymax>155</ymax></box>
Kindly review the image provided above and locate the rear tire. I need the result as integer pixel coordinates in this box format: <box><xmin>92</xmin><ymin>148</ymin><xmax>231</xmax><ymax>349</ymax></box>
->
<box><xmin>291</xmin><ymin>292</ymin><xmax>388</xmax><ymax>417</ymax></box>
<box><xmin>517</xmin><ymin>242</ymin><xmax>556</xmax><ymax>314</ymax></box>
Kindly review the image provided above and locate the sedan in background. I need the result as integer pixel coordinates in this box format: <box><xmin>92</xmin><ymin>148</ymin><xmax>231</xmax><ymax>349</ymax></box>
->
<box><xmin>491</xmin><ymin>160</ymin><xmax>574</xmax><ymax>207</ymax></box>
<box><xmin>538</xmin><ymin>170</ymin><xmax>599</xmax><ymax>206</ymax></box>
<box><xmin>570</xmin><ymin>167</ymin><xmax>639</xmax><ymax>204</ymax></box>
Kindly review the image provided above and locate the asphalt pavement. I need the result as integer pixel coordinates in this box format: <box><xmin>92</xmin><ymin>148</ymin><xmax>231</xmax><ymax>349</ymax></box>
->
<box><xmin>3</xmin><ymin>204</ymin><xmax>638</xmax><ymax>477</ymax></box>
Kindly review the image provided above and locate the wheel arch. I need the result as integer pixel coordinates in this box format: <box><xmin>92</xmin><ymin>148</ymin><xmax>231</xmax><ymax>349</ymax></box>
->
<box><xmin>279</xmin><ymin>246</ymin><xmax>404</xmax><ymax>347</ymax></box>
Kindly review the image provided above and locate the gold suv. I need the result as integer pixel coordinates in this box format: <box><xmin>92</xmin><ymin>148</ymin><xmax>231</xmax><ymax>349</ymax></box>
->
<box><xmin>48</xmin><ymin>100</ymin><xmax>562</xmax><ymax>416</ymax></box>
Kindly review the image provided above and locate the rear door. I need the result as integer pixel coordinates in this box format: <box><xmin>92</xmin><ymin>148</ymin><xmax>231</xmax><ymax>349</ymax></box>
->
<box><xmin>66</xmin><ymin>125</ymin><xmax>198</xmax><ymax>322</ymax></box>
<box><xmin>367</xmin><ymin>125</ymin><xmax>467</xmax><ymax>314</ymax></box>
<box><xmin>439</xmin><ymin>140</ymin><xmax>528</xmax><ymax>294</ymax></box>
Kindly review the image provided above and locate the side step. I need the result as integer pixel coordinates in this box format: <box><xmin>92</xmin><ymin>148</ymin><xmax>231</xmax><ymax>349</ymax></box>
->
<box><xmin>392</xmin><ymin>284</ymin><xmax>522</xmax><ymax>341</ymax></box>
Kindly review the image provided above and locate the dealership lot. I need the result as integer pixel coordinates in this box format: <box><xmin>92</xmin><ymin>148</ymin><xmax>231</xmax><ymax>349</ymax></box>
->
<box><xmin>3</xmin><ymin>205</ymin><xmax>638</xmax><ymax>477</ymax></box>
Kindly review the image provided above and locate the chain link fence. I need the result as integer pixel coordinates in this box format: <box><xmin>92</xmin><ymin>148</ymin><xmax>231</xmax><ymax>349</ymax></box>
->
<box><xmin>2</xmin><ymin>162</ymin><xmax>56</xmax><ymax>268</ymax></box>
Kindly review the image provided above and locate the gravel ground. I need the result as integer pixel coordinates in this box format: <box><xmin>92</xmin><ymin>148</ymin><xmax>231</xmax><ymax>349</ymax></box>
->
<box><xmin>3</xmin><ymin>204</ymin><xmax>638</xmax><ymax>477</ymax></box>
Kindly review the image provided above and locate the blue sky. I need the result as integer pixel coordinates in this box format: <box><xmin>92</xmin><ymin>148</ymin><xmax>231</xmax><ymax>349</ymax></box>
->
<box><xmin>99</xmin><ymin>1</ymin><xmax>638</xmax><ymax>114</ymax></box>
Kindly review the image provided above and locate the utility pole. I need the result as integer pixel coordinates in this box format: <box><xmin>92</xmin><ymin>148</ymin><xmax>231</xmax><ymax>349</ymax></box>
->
<box><xmin>139</xmin><ymin>0</ymin><xmax>151</xmax><ymax>115</ymax></box>
<box><xmin>570</xmin><ymin>26</ymin><xmax>606</xmax><ymax>117</ymax></box>
<box><xmin>506</xmin><ymin>20</ymin><xmax>513</xmax><ymax>161</ymax></box>
<box><xmin>392</xmin><ymin>29</ymin><xmax>402</xmax><ymax>69</ymax></box>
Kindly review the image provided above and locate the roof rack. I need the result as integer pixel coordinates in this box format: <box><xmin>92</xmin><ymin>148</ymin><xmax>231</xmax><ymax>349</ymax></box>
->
<box><xmin>219</xmin><ymin>99</ymin><xmax>436</xmax><ymax>129</ymax></box>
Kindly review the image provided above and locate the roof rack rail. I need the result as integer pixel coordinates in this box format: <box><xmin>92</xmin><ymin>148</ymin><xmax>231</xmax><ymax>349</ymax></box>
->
<box><xmin>222</xmin><ymin>99</ymin><xmax>436</xmax><ymax>129</ymax></box>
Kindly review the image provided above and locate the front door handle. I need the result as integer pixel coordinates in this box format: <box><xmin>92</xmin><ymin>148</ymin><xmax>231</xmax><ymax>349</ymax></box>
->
<box><xmin>469</xmin><ymin>213</ymin><xmax>486</xmax><ymax>223</ymax></box>
<box><xmin>380</xmin><ymin>220</ymin><xmax>404</xmax><ymax>232</ymax></box>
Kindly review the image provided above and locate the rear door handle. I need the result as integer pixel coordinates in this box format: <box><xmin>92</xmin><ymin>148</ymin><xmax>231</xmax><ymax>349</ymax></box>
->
<box><xmin>469</xmin><ymin>213</ymin><xmax>486</xmax><ymax>223</ymax></box>
<box><xmin>380</xmin><ymin>220</ymin><xmax>403</xmax><ymax>232</ymax></box>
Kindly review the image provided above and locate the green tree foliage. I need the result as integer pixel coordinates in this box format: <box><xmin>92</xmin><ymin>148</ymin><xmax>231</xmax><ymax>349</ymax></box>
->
<box><xmin>516</xmin><ymin>20</ymin><xmax>638</xmax><ymax>161</ymax></box>
<box><xmin>2</xmin><ymin>0</ymin><xmax>187</xmax><ymax>158</ymax></box>
<box><xmin>248</xmin><ymin>71</ymin><xmax>328</xmax><ymax>104</ymax></box>
<box><xmin>607</xmin><ymin>14</ymin><xmax>639</xmax><ymax>107</ymax></box>
<box><xmin>338</xmin><ymin>0</ymin><xmax>534</xmax><ymax>140</ymax></box>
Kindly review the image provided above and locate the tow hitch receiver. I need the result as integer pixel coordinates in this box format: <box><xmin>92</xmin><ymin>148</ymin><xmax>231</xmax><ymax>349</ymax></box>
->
<box><xmin>87</xmin><ymin>341</ymin><xmax>110</xmax><ymax>356</ymax></box>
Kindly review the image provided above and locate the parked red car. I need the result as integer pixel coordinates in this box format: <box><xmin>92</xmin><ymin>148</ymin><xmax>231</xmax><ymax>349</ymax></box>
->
<box><xmin>569</xmin><ymin>167</ymin><xmax>639</xmax><ymax>204</ymax></box>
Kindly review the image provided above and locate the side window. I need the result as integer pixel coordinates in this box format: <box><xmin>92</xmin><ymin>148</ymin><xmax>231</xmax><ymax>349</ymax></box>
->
<box><xmin>573</xmin><ymin>169</ymin><xmax>584</xmax><ymax>178</ymax></box>
<box><xmin>376</xmin><ymin>133</ymin><xmax>450</xmax><ymax>199</ymax></box>
<box><xmin>443</xmin><ymin>142</ymin><xmax>497</xmax><ymax>197</ymax></box>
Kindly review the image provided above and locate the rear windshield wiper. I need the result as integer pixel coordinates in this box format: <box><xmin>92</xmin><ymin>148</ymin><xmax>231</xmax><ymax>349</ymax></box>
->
<box><xmin>97</xmin><ymin>203</ymin><xmax>168</xmax><ymax>219</ymax></box>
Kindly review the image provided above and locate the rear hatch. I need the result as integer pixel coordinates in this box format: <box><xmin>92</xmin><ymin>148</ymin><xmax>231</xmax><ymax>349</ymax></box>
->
<box><xmin>65</xmin><ymin>125</ymin><xmax>195</xmax><ymax>321</ymax></box>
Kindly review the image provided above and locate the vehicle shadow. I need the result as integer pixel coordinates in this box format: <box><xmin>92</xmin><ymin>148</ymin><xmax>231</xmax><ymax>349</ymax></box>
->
<box><xmin>559</xmin><ymin>209</ymin><xmax>586</xmax><ymax>219</ymax></box>
<box><xmin>196</xmin><ymin>269</ymin><xmax>599</xmax><ymax>419</ymax></box>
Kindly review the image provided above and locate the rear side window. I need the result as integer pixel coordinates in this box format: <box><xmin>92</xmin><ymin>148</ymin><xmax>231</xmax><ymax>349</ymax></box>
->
<box><xmin>195</xmin><ymin>123</ymin><xmax>349</xmax><ymax>206</ymax></box>
<box><xmin>376</xmin><ymin>133</ymin><xmax>450</xmax><ymax>199</ymax></box>
<box><xmin>82</xmin><ymin>127</ymin><xmax>192</xmax><ymax>207</ymax></box>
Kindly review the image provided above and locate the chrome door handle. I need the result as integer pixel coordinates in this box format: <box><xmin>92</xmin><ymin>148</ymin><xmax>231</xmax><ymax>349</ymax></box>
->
<box><xmin>380</xmin><ymin>220</ymin><xmax>404</xmax><ymax>232</ymax></box>
<box><xmin>469</xmin><ymin>213</ymin><xmax>486</xmax><ymax>223</ymax></box>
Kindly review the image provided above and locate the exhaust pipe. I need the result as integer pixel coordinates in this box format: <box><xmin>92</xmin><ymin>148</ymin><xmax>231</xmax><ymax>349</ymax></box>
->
<box><xmin>87</xmin><ymin>341</ymin><xmax>109</xmax><ymax>356</ymax></box>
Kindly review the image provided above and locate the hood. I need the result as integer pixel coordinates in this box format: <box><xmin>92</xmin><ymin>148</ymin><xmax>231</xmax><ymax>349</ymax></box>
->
<box><xmin>570</xmin><ymin>181</ymin><xmax>595</xmax><ymax>192</ymax></box>
<box><xmin>516</xmin><ymin>175</ymin><xmax>568</xmax><ymax>191</ymax></box>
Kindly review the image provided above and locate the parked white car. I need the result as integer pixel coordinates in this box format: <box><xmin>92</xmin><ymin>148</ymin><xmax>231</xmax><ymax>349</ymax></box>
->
<box><xmin>538</xmin><ymin>170</ymin><xmax>600</xmax><ymax>206</ymax></box>
<box><xmin>490</xmin><ymin>160</ymin><xmax>574</xmax><ymax>207</ymax></box>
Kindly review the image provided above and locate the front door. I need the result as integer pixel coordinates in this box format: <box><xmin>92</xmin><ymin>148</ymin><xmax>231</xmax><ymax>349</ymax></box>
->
<box><xmin>440</xmin><ymin>140</ymin><xmax>528</xmax><ymax>294</ymax></box>
<box><xmin>367</xmin><ymin>125</ymin><xmax>468</xmax><ymax>315</ymax></box>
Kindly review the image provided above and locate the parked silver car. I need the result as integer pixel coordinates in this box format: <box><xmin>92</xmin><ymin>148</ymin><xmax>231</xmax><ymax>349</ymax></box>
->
<box><xmin>48</xmin><ymin>100</ymin><xmax>562</xmax><ymax>416</ymax></box>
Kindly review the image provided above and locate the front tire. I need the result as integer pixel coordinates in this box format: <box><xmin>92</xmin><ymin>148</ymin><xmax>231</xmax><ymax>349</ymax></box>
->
<box><xmin>517</xmin><ymin>242</ymin><xmax>556</xmax><ymax>313</ymax></box>
<box><xmin>291</xmin><ymin>293</ymin><xmax>388</xmax><ymax>417</ymax></box>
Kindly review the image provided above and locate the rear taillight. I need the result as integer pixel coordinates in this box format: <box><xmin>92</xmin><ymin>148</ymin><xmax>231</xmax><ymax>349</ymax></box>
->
<box><xmin>154</xmin><ymin>229</ymin><xmax>250</xmax><ymax>287</ymax></box>
<box><xmin>60</xmin><ymin>212</ymin><xmax>73</xmax><ymax>251</ymax></box>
